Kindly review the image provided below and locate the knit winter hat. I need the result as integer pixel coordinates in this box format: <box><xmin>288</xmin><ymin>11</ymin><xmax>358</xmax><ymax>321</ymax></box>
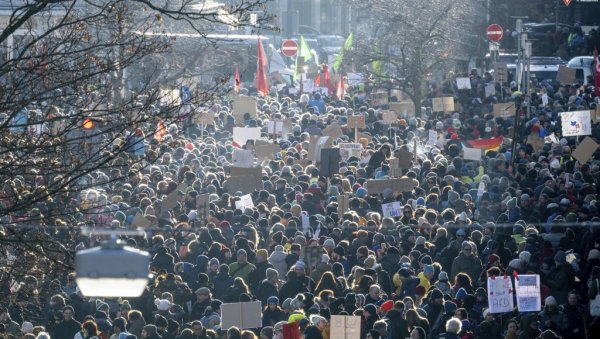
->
<box><xmin>154</xmin><ymin>298</ymin><xmax>171</xmax><ymax>311</ymax></box>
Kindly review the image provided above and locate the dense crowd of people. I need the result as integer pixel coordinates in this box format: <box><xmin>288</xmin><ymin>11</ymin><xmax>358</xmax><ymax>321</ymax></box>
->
<box><xmin>1</xmin><ymin>27</ymin><xmax>600</xmax><ymax>339</ymax></box>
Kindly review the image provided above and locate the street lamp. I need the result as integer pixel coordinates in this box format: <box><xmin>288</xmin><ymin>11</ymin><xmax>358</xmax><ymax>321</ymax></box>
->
<box><xmin>75</xmin><ymin>235</ymin><xmax>151</xmax><ymax>297</ymax></box>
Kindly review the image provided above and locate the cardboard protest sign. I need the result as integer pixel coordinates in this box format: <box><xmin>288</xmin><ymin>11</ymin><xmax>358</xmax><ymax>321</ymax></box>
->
<box><xmin>232</xmin><ymin>148</ymin><xmax>254</xmax><ymax>168</ymax></box>
<box><xmin>228</xmin><ymin>166</ymin><xmax>263</xmax><ymax>193</ymax></box>
<box><xmin>233</xmin><ymin>127</ymin><xmax>261</xmax><ymax>146</ymax></box>
<box><xmin>382</xmin><ymin>110</ymin><xmax>396</xmax><ymax>124</ymax></box>
<box><xmin>267</xmin><ymin>120</ymin><xmax>283</xmax><ymax>135</ymax></box>
<box><xmin>235</xmin><ymin>194</ymin><xmax>254</xmax><ymax>211</ymax></box>
<box><xmin>193</xmin><ymin>111</ymin><xmax>214</xmax><ymax>125</ymax></box>
<box><xmin>556</xmin><ymin>65</ymin><xmax>576</xmax><ymax>84</ymax></box>
<box><xmin>381</xmin><ymin>201</ymin><xmax>402</xmax><ymax>218</ymax></box>
<box><xmin>339</xmin><ymin>143</ymin><xmax>363</xmax><ymax>162</ymax></box>
<box><xmin>347</xmin><ymin>115</ymin><xmax>366</xmax><ymax>129</ymax></box>
<box><xmin>493</xmin><ymin>103</ymin><xmax>515</xmax><ymax>118</ymax></box>
<box><xmin>388</xmin><ymin>158</ymin><xmax>403</xmax><ymax>177</ymax></box>
<box><xmin>163</xmin><ymin>191</ymin><xmax>181</xmax><ymax>210</ymax></box>
<box><xmin>364</xmin><ymin>177</ymin><xmax>419</xmax><ymax>194</ymax></box>
<box><xmin>463</xmin><ymin>147</ymin><xmax>482</xmax><ymax>161</ymax></box>
<box><xmin>320</xmin><ymin>148</ymin><xmax>340</xmax><ymax>177</ymax></box>
<box><xmin>196</xmin><ymin>193</ymin><xmax>210</xmax><ymax>220</ymax></box>
<box><xmin>572</xmin><ymin>136</ymin><xmax>599</xmax><ymax>164</ymax></box>
<box><xmin>132</xmin><ymin>213</ymin><xmax>151</xmax><ymax>228</ymax></box>
<box><xmin>394</xmin><ymin>148</ymin><xmax>414</xmax><ymax>169</ymax></box>
<box><xmin>456</xmin><ymin>77</ymin><xmax>472</xmax><ymax>90</ymax></box>
<box><xmin>527</xmin><ymin>133</ymin><xmax>545</xmax><ymax>153</ymax></box>
<box><xmin>338</xmin><ymin>194</ymin><xmax>350</xmax><ymax>218</ymax></box>
<box><xmin>494</xmin><ymin>63</ymin><xmax>508</xmax><ymax>83</ymax></box>
<box><xmin>390</xmin><ymin>101</ymin><xmax>415</xmax><ymax>118</ymax></box>
<box><xmin>232</xmin><ymin>96</ymin><xmax>257</xmax><ymax>126</ymax></box>
<box><xmin>515</xmin><ymin>274</ymin><xmax>541</xmax><ymax>312</ymax></box>
<box><xmin>254</xmin><ymin>142</ymin><xmax>281</xmax><ymax>161</ymax></box>
<box><xmin>561</xmin><ymin>110</ymin><xmax>592</xmax><ymax>136</ymax></box>
<box><xmin>220</xmin><ymin>301</ymin><xmax>262</xmax><ymax>330</ymax></box>
<box><xmin>596</xmin><ymin>106</ymin><xmax>600</xmax><ymax>122</ymax></box>
<box><xmin>322</xmin><ymin>123</ymin><xmax>343</xmax><ymax>141</ymax></box>
<box><xmin>432</xmin><ymin>97</ymin><xmax>455</xmax><ymax>112</ymax></box>
<box><xmin>330</xmin><ymin>315</ymin><xmax>361</xmax><ymax>339</ymax></box>
<box><xmin>487</xmin><ymin>276</ymin><xmax>514</xmax><ymax>313</ymax></box>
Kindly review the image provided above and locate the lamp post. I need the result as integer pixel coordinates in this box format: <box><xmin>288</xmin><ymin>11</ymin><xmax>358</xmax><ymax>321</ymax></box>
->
<box><xmin>76</xmin><ymin>234</ymin><xmax>151</xmax><ymax>297</ymax></box>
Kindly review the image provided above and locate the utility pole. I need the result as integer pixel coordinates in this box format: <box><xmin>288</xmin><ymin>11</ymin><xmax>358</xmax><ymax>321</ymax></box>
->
<box><xmin>512</xmin><ymin>16</ymin><xmax>528</xmax><ymax>92</ymax></box>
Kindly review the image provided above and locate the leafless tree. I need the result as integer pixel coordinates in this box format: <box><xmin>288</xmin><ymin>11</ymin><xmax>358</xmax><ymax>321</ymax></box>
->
<box><xmin>0</xmin><ymin>0</ymin><xmax>274</xmax><ymax>305</ymax></box>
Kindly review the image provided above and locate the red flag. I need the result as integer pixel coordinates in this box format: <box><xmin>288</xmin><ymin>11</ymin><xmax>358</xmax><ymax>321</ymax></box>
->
<box><xmin>314</xmin><ymin>74</ymin><xmax>321</xmax><ymax>87</ymax></box>
<box><xmin>594</xmin><ymin>48</ymin><xmax>600</xmax><ymax>97</ymax></box>
<box><xmin>466</xmin><ymin>136</ymin><xmax>504</xmax><ymax>153</ymax></box>
<box><xmin>155</xmin><ymin>120</ymin><xmax>167</xmax><ymax>143</ymax></box>
<box><xmin>323</xmin><ymin>64</ymin><xmax>332</xmax><ymax>94</ymax></box>
<box><xmin>336</xmin><ymin>76</ymin><xmax>346</xmax><ymax>99</ymax></box>
<box><xmin>234</xmin><ymin>64</ymin><xmax>241</xmax><ymax>93</ymax></box>
<box><xmin>256</xmin><ymin>37</ymin><xmax>269</xmax><ymax>97</ymax></box>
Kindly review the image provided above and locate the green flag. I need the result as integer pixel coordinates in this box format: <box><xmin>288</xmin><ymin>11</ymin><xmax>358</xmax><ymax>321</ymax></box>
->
<box><xmin>334</xmin><ymin>33</ymin><xmax>353</xmax><ymax>73</ymax></box>
<box><xmin>372</xmin><ymin>43</ymin><xmax>385</xmax><ymax>79</ymax></box>
<box><xmin>294</xmin><ymin>35</ymin><xmax>312</xmax><ymax>80</ymax></box>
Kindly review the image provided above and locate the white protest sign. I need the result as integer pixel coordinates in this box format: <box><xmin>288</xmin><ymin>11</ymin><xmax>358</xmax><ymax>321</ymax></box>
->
<box><xmin>318</xmin><ymin>87</ymin><xmax>329</xmax><ymax>96</ymax></box>
<box><xmin>427</xmin><ymin>130</ymin><xmax>437</xmax><ymax>146</ymax></box>
<box><xmin>487</xmin><ymin>276</ymin><xmax>514</xmax><ymax>313</ymax></box>
<box><xmin>477</xmin><ymin>182</ymin><xmax>485</xmax><ymax>199</ymax></box>
<box><xmin>303</xmin><ymin>79</ymin><xmax>315</xmax><ymax>93</ymax></box>
<box><xmin>541</xmin><ymin>93</ymin><xmax>548</xmax><ymax>107</ymax></box>
<box><xmin>456</xmin><ymin>77</ymin><xmax>472</xmax><ymax>90</ymax></box>
<box><xmin>485</xmin><ymin>84</ymin><xmax>496</xmax><ymax>98</ymax></box>
<box><xmin>313</xmin><ymin>136</ymin><xmax>329</xmax><ymax>162</ymax></box>
<box><xmin>233</xmin><ymin>127</ymin><xmax>262</xmax><ymax>146</ymax></box>
<box><xmin>515</xmin><ymin>274</ymin><xmax>541</xmax><ymax>312</ymax></box>
<box><xmin>382</xmin><ymin>111</ymin><xmax>396</xmax><ymax>124</ymax></box>
<box><xmin>267</xmin><ymin>120</ymin><xmax>284</xmax><ymax>135</ymax></box>
<box><xmin>235</xmin><ymin>194</ymin><xmax>255</xmax><ymax>211</ymax></box>
<box><xmin>561</xmin><ymin>110</ymin><xmax>592</xmax><ymax>137</ymax></box>
<box><xmin>339</xmin><ymin>143</ymin><xmax>363</xmax><ymax>162</ymax></box>
<box><xmin>381</xmin><ymin>201</ymin><xmax>402</xmax><ymax>218</ymax></box>
<box><xmin>301</xmin><ymin>212</ymin><xmax>310</xmax><ymax>235</ymax></box>
<box><xmin>347</xmin><ymin>73</ymin><xmax>364</xmax><ymax>86</ymax></box>
<box><xmin>463</xmin><ymin>147</ymin><xmax>482</xmax><ymax>161</ymax></box>
<box><xmin>289</xmin><ymin>87</ymin><xmax>299</xmax><ymax>95</ymax></box>
<box><xmin>232</xmin><ymin>148</ymin><xmax>254</xmax><ymax>168</ymax></box>
<box><xmin>330</xmin><ymin>315</ymin><xmax>361</xmax><ymax>339</ymax></box>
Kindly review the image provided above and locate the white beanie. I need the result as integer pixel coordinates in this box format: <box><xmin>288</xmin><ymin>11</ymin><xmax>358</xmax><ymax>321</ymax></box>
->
<box><xmin>310</xmin><ymin>314</ymin><xmax>327</xmax><ymax>325</ymax></box>
<box><xmin>154</xmin><ymin>298</ymin><xmax>171</xmax><ymax>311</ymax></box>
<box><xmin>519</xmin><ymin>251</ymin><xmax>531</xmax><ymax>263</ymax></box>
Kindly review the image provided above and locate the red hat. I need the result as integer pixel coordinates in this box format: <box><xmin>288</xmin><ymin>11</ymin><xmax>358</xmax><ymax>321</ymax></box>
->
<box><xmin>450</xmin><ymin>133</ymin><xmax>459</xmax><ymax>140</ymax></box>
<box><xmin>380</xmin><ymin>300</ymin><xmax>394</xmax><ymax>312</ymax></box>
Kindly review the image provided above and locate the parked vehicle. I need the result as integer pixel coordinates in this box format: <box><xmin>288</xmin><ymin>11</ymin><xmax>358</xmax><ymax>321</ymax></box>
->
<box><xmin>567</xmin><ymin>56</ymin><xmax>594</xmax><ymax>85</ymax></box>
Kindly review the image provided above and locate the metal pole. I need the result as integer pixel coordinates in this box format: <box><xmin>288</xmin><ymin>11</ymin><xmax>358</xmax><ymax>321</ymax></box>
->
<box><xmin>516</xmin><ymin>19</ymin><xmax>522</xmax><ymax>92</ymax></box>
<box><xmin>525</xmin><ymin>41</ymin><xmax>532</xmax><ymax>119</ymax></box>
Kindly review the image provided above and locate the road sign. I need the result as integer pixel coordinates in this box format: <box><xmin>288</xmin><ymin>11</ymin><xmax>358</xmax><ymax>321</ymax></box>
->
<box><xmin>281</xmin><ymin>39</ymin><xmax>298</xmax><ymax>58</ymax></box>
<box><xmin>487</xmin><ymin>24</ymin><xmax>504</xmax><ymax>42</ymax></box>
<box><xmin>563</xmin><ymin>0</ymin><xmax>572</xmax><ymax>6</ymax></box>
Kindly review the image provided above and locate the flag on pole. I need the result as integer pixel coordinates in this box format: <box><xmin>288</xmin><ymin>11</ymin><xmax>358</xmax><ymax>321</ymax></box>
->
<box><xmin>466</xmin><ymin>136</ymin><xmax>504</xmax><ymax>153</ymax></box>
<box><xmin>234</xmin><ymin>64</ymin><xmax>241</xmax><ymax>93</ymax></box>
<box><xmin>594</xmin><ymin>48</ymin><xmax>600</xmax><ymax>97</ymax></box>
<box><xmin>155</xmin><ymin>120</ymin><xmax>167</xmax><ymax>143</ymax></box>
<box><xmin>294</xmin><ymin>36</ymin><xmax>312</xmax><ymax>80</ymax></box>
<box><xmin>256</xmin><ymin>37</ymin><xmax>269</xmax><ymax>97</ymax></box>
<box><xmin>336</xmin><ymin>76</ymin><xmax>346</xmax><ymax>99</ymax></box>
<box><xmin>372</xmin><ymin>43</ymin><xmax>385</xmax><ymax>79</ymax></box>
<box><xmin>334</xmin><ymin>33</ymin><xmax>353</xmax><ymax>73</ymax></box>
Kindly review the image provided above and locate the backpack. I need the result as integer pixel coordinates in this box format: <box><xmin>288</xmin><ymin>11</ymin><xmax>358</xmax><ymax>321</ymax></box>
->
<box><xmin>590</xmin><ymin>279</ymin><xmax>600</xmax><ymax>317</ymax></box>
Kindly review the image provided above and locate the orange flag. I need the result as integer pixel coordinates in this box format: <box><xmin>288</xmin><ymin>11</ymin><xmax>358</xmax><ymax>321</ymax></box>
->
<box><xmin>336</xmin><ymin>76</ymin><xmax>346</xmax><ymax>99</ymax></box>
<box><xmin>155</xmin><ymin>120</ymin><xmax>166</xmax><ymax>143</ymax></box>
<box><xmin>256</xmin><ymin>37</ymin><xmax>269</xmax><ymax>97</ymax></box>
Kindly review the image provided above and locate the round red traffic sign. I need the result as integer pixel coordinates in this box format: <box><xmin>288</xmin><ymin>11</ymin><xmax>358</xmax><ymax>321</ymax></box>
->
<box><xmin>281</xmin><ymin>39</ymin><xmax>298</xmax><ymax>58</ymax></box>
<box><xmin>487</xmin><ymin>24</ymin><xmax>504</xmax><ymax>42</ymax></box>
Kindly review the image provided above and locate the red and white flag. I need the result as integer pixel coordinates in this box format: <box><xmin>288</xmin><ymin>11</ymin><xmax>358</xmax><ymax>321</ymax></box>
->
<box><xmin>336</xmin><ymin>76</ymin><xmax>346</xmax><ymax>99</ymax></box>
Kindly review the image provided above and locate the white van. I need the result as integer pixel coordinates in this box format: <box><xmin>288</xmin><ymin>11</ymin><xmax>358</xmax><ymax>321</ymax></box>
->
<box><xmin>567</xmin><ymin>56</ymin><xmax>594</xmax><ymax>85</ymax></box>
